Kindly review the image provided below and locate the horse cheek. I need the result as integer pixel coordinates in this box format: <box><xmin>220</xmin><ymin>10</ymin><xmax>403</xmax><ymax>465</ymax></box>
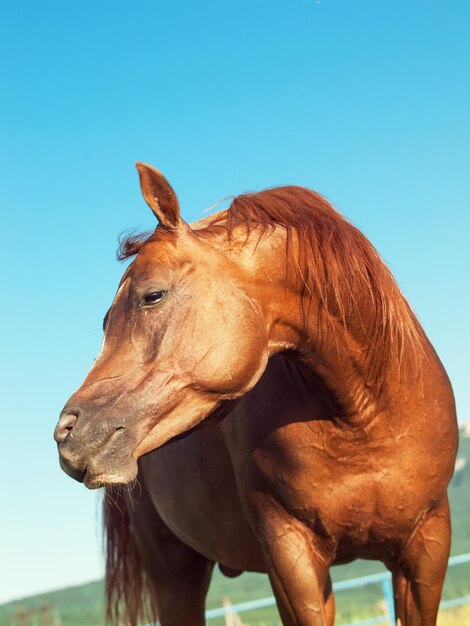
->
<box><xmin>193</xmin><ymin>316</ymin><xmax>268</xmax><ymax>396</ymax></box>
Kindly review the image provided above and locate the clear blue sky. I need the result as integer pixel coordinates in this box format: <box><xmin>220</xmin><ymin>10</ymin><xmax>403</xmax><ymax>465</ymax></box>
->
<box><xmin>1</xmin><ymin>0</ymin><xmax>469</xmax><ymax>604</ymax></box>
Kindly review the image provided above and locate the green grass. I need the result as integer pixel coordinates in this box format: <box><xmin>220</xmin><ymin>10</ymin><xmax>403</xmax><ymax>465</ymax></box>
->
<box><xmin>2</xmin><ymin>430</ymin><xmax>469</xmax><ymax>626</ymax></box>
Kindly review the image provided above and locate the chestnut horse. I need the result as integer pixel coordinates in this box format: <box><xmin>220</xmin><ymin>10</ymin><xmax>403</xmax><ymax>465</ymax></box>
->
<box><xmin>55</xmin><ymin>163</ymin><xmax>458</xmax><ymax>626</ymax></box>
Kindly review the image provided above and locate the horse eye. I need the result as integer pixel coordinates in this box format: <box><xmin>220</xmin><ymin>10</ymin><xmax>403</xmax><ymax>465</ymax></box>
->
<box><xmin>141</xmin><ymin>290</ymin><xmax>167</xmax><ymax>306</ymax></box>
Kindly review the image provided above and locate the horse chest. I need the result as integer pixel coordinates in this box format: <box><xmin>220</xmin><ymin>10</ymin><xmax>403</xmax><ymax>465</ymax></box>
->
<box><xmin>140</xmin><ymin>427</ymin><xmax>266</xmax><ymax>571</ymax></box>
<box><xmin>223</xmin><ymin>406</ymin><xmax>431</xmax><ymax>558</ymax></box>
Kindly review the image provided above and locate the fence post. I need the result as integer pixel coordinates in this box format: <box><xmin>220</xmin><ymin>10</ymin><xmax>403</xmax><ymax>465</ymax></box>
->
<box><xmin>381</xmin><ymin>576</ymin><xmax>396</xmax><ymax>624</ymax></box>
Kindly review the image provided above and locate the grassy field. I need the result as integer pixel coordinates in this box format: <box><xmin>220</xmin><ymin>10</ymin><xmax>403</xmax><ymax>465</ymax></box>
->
<box><xmin>2</xmin><ymin>430</ymin><xmax>469</xmax><ymax>626</ymax></box>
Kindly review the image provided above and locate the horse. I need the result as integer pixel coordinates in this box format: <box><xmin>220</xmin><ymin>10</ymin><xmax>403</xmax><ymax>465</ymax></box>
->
<box><xmin>54</xmin><ymin>163</ymin><xmax>458</xmax><ymax>626</ymax></box>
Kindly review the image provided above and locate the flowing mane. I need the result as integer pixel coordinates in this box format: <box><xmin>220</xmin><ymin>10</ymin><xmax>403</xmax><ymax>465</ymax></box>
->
<box><xmin>119</xmin><ymin>185</ymin><xmax>424</xmax><ymax>388</ymax></box>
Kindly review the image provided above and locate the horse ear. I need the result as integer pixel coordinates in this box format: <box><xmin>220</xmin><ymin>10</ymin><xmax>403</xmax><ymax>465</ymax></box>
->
<box><xmin>135</xmin><ymin>162</ymin><xmax>181</xmax><ymax>230</ymax></box>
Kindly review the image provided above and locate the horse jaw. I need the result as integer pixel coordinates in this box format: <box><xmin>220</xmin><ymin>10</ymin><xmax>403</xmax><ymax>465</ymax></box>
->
<box><xmin>132</xmin><ymin>358</ymin><xmax>268</xmax><ymax>458</ymax></box>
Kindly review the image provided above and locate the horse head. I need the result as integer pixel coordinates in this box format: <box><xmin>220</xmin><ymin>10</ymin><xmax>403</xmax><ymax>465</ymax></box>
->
<box><xmin>54</xmin><ymin>163</ymin><xmax>270</xmax><ymax>488</ymax></box>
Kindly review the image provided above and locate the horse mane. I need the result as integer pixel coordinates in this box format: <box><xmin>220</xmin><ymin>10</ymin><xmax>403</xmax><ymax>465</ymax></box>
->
<box><xmin>226</xmin><ymin>186</ymin><xmax>424</xmax><ymax>386</ymax></box>
<box><xmin>118</xmin><ymin>185</ymin><xmax>424</xmax><ymax>387</ymax></box>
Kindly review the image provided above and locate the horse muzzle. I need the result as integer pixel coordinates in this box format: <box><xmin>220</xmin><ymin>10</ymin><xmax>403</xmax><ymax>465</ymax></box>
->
<box><xmin>54</xmin><ymin>407</ymin><xmax>138</xmax><ymax>488</ymax></box>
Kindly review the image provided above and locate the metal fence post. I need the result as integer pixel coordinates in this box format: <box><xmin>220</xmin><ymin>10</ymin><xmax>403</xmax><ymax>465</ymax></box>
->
<box><xmin>380</xmin><ymin>576</ymin><xmax>396</xmax><ymax>625</ymax></box>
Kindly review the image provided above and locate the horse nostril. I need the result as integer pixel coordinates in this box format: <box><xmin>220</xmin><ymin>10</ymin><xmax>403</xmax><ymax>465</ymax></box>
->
<box><xmin>54</xmin><ymin>410</ymin><xmax>80</xmax><ymax>444</ymax></box>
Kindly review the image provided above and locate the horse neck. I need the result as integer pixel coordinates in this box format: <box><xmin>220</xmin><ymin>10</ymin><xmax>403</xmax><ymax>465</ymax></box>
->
<box><xmin>235</xmin><ymin>228</ymin><xmax>426</xmax><ymax>421</ymax></box>
<box><xmin>265</xmin><ymin>289</ymin><xmax>383</xmax><ymax>421</ymax></box>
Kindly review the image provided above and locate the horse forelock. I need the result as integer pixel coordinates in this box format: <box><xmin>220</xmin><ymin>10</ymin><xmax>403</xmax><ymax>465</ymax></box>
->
<box><xmin>117</xmin><ymin>230</ymin><xmax>153</xmax><ymax>261</ymax></box>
